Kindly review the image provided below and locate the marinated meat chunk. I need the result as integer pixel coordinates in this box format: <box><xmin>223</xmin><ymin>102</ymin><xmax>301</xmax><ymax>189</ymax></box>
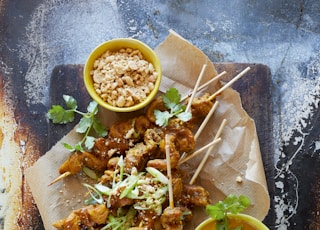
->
<box><xmin>182</xmin><ymin>184</ymin><xmax>210</xmax><ymax>207</ymax></box>
<box><xmin>52</xmin><ymin>204</ymin><xmax>109</xmax><ymax>230</ymax></box>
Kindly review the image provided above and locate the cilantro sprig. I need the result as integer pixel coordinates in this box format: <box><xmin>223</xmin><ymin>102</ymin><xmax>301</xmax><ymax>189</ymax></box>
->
<box><xmin>47</xmin><ymin>95</ymin><xmax>107</xmax><ymax>152</ymax></box>
<box><xmin>154</xmin><ymin>87</ymin><xmax>192</xmax><ymax>126</ymax></box>
<box><xmin>206</xmin><ymin>194</ymin><xmax>251</xmax><ymax>230</ymax></box>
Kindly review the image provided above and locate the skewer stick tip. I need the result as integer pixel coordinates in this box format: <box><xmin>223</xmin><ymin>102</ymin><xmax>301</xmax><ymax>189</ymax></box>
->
<box><xmin>208</xmin><ymin>67</ymin><xmax>251</xmax><ymax>101</ymax></box>
<box><xmin>48</xmin><ymin>171</ymin><xmax>71</xmax><ymax>186</ymax></box>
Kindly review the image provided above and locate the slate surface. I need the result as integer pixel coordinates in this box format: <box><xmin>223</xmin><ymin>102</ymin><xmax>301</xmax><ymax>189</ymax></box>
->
<box><xmin>1</xmin><ymin>0</ymin><xmax>320</xmax><ymax>229</ymax></box>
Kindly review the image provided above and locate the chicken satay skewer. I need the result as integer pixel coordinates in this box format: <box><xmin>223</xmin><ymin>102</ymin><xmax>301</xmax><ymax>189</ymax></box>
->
<box><xmin>189</xmin><ymin>118</ymin><xmax>227</xmax><ymax>185</ymax></box>
<box><xmin>178</xmin><ymin>64</ymin><xmax>207</xmax><ymax>161</ymax></box>
<box><xmin>179</xmin><ymin>100</ymin><xmax>219</xmax><ymax>161</ymax></box>
<box><xmin>185</xmin><ymin>64</ymin><xmax>207</xmax><ymax>112</ymax></box>
<box><xmin>180</xmin><ymin>70</ymin><xmax>227</xmax><ymax>102</ymax></box>
<box><xmin>207</xmin><ymin>67</ymin><xmax>251</xmax><ymax>102</ymax></box>
<box><xmin>165</xmin><ymin>134</ymin><xmax>175</xmax><ymax>208</ymax></box>
<box><xmin>194</xmin><ymin>100</ymin><xmax>219</xmax><ymax>140</ymax></box>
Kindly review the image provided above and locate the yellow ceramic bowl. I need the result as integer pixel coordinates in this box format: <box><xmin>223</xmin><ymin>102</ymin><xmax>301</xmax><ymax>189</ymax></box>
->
<box><xmin>83</xmin><ymin>38</ymin><xmax>162</xmax><ymax>112</ymax></box>
<box><xmin>196</xmin><ymin>213</ymin><xmax>269</xmax><ymax>230</ymax></box>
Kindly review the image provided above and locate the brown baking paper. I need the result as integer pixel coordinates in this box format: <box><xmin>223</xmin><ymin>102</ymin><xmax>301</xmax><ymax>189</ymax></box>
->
<box><xmin>26</xmin><ymin>30</ymin><xmax>270</xmax><ymax>229</ymax></box>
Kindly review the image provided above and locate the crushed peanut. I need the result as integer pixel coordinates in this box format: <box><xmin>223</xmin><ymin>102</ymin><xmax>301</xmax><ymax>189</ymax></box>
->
<box><xmin>91</xmin><ymin>48</ymin><xmax>158</xmax><ymax>107</ymax></box>
<box><xmin>236</xmin><ymin>175</ymin><xmax>243</xmax><ymax>183</ymax></box>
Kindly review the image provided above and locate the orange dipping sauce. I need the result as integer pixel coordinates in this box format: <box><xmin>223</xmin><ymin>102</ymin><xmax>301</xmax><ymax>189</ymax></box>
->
<box><xmin>196</xmin><ymin>214</ymin><xmax>269</xmax><ymax>230</ymax></box>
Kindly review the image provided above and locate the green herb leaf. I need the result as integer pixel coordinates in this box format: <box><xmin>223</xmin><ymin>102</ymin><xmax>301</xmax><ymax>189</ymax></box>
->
<box><xmin>87</xmin><ymin>100</ymin><xmax>98</xmax><ymax>114</ymax></box>
<box><xmin>85</xmin><ymin>136</ymin><xmax>96</xmax><ymax>150</ymax></box>
<box><xmin>47</xmin><ymin>95</ymin><xmax>107</xmax><ymax>152</ymax></box>
<box><xmin>92</xmin><ymin>117</ymin><xmax>108</xmax><ymax>137</ymax></box>
<box><xmin>77</xmin><ymin>117</ymin><xmax>92</xmax><ymax>133</ymax></box>
<box><xmin>154</xmin><ymin>110</ymin><xmax>172</xmax><ymax>126</ymax></box>
<box><xmin>177</xmin><ymin>111</ymin><xmax>192</xmax><ymax>122</ymax></box>
<box><xmin>162</xmin><ymin>87</ymin><xmax>181</xmax><ymax>109</ymax></box>
<box><xmin>62</xmin><ymin>143</ymin><xmax>75</xmax><ymax>152</ymax></box>
<box><xmin>63</xmin><ymin>95</ymin><xmax>77</xmax><ymax>110</ymax></box>
<box><xmin>47</xmin><ymin>105</ymin><xmax>75</xmax><ymax>124</ymax></box>
<box><xmin>74</xmin><ymin>142</ymin><xmax>84</xmax><ymax>152</ymax></box>
<box><xmin>206</xmin><ymin>194</ymin><xmax>251</xmax><ymax>230</ymax></box>
<box><xmin>206</xmin><ymin>204</ymin><xmax>225</xmax><ymax>221</ymax></box>
<box><xmin>154</xmin><ymin>88</ymin><xmax>192</xmax><ymax>127</ymax></box>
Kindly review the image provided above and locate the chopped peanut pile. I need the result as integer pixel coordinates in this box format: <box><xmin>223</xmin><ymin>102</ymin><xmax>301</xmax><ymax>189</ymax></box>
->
<box><xmin>91</xmin><ymin>48</ymin><xmax>158</xmax><ymax>107</ymax></box>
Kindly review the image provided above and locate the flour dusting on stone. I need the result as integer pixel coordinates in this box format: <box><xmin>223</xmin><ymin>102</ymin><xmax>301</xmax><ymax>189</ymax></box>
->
<box><xmin>19</xmin><ymin>0</ymin><xmax>126</xmax><ymax>107</ymax></box>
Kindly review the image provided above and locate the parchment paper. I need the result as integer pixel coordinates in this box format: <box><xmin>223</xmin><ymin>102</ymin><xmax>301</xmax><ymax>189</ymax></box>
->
<box><xmin>25</xmin><ymin>30</ymin><xmax>270</xmax><ymax>229</ymax></box>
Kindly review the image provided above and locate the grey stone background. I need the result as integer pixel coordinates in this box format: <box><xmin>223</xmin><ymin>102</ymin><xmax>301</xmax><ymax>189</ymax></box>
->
<box><xmin>1</xmin><ymin>0</ymin><xmax>320</xmax><ymax>229</ymax></box>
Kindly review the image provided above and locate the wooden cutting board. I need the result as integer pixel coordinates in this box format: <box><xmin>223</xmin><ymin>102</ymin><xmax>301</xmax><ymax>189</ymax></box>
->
<box><xmin>48</xmin><ymin>63</ymin><xmax>275</xmax><ymax>228</ymax></box>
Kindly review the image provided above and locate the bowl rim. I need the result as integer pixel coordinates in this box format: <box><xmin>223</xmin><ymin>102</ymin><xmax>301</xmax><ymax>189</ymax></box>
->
<box><xmin>195</xmin><ymin>213</ymin><xmax>269</xmax><ymax>230</ymax></box>
<box><xmin>83</xmin><ymin>38</ymin><xmax>162</xmax><ymax>112</ymax></box>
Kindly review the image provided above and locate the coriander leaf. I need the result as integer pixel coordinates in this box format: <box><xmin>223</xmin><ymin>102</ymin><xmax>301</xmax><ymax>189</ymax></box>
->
<box><xmin>63</xmin><ymin>143</ymin><xmax>75</xmax><ymax>152</ymax></box>
<box><xmin>85</xmin><ymin>136</ymin><xmax>96</xmax><ymax>150</ymax></box>
<box><xmin>47</xmin><ymin>105</ymin><xmax>75</xmax><ymax>124</ymax></box>
<box><xmin>63</xmin><ymin>95</ymin><xmax>77</xmax><ymax>110</ymax></box>
<box><xmin>177</xmin><ymin>111</ymin><xmax>192</xmax><ymax>122</ymax></box>
<box><xmin>162</xmin><ymin>87</ymin><xmax>181</xmax><ymax>109</ymax></box>
<box><xmin>48</xmin><ymin>95</ymin><xmax>106</xmax><ymax>152</ymax></box>
<box><xmin>154</xmin><ymin>110</ymin><xmax>172</xmax><ymax>126</ymax></box>
<box><xmin>87</xmin><ymin>100</ymin><xmax>98</xmax><ymax>114</ymax></box>
<box><xmin>206</xmin><ymin>205</ymin><xmax>225</xmax><ymax>220</ymax></box>
<box><xmin>154</xmin><ymin>88</ymin><xmax>192</xmax><ymax>127</ymax></box>
<box><xmin>206</xmin><ymin>194</ymin><xmax>251</xmax><ymax>230</ymax></box>
<box><xmin>74</xmin><ymin>142</ymin><xmax>84</xmax><ymax>152</ymax></box>
<box><xmin>92</xmin><ymin>117</ymin><xmax>108</xmax><ymax>137</ymax></box>
<box><xmin>77</xmin><ymin>117</ymin><xmax>92</xmax><ymax>133</ymax></box>
<box><xmin>227</xmin><ymin>194</ymin><xmax>251</xmax><ymax>214</ymax></box>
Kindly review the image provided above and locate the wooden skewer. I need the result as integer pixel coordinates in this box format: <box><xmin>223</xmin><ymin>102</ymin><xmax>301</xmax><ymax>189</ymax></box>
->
<box><xmin>48</xmin><ymin>171</ymin><xmax>71</xmax><ymax>186</ymax></box>
<box><xmin>185</xmin><ymin>64</ymin><xmax>207</xmax><ymax>112</ymax></box>
<box><xmin>181</xmin><ymin>70</ymin><xmax>227</xmax><ymax>102</ymax></box>
<box><xmin>178</xmin><ymin>137</ymin><xmax>222</xmax><ymax>166</ymax></box>
<box><xmin>207</xmin><ymin>67</ymin><xmax>251</xmax><ymax>101</ymax></box>
<box><xmin>189</xmin><ymin>118</ymin><xmax>227</xmax><ymax>185</ymax></box>
<box><xmin>179</xmin><ymin>100</ymin><xmax>219</xmax><ymax>162</ymax></box>
<box><xmin>165</xmin><ymin>134</ymin><xmax>174</xmax><ymax>208</ymax></box>
<box><xmin>194</xmin><ymin>100</ymin><xmax>219</xmax><ymax>140</ymax></box>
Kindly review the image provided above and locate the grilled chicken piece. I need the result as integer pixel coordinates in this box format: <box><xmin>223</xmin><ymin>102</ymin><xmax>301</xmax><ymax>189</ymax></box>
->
<box><xmin>59</xmin><ymin>151</ymin><xmax>108</xmax><ymax>175</ymax></box>
<box><xmin>125</xmin><ymin>127</ymin><xmax>164</xmax><ymax>173</ymax></box>
<box><xmin>147</xmin><ymin>133</ymin><xmax>180</xmax><ymax>171</ymax></box>
<box><xmin>109</xmin><ymin>115</ymin><xmax>151</xmax><ymax>142</ymax></box>
<box><xmin>59</xmin><ymin>151</ymin><xmax>84</xmax><ymax>175</ymax></box>
<box><xmin>93</xmin><ymin>137</ymin><xmax>129</xmax><ymax>157</ymax></box>
<box><xmin>189</xmin><ymin>93</ymin><xmax>214</xmax><ymax>118</ymax></box>
<box><xmin>160</xmin><ymin>207</ymin><xmax>183</xmax><ymax>230</ymax></box>
<box><xmin>136</xmin><ymin>210</ymin><xmax>159</xmax><ymax>229</ymax></box>
<box><xmin>125</xmin><ymin>142</ymin><xmax>153</xmax><ymax>173</ymax></box>
<box><xmin>166</xmin><ymin>127</ymin><xmax>195</xmax><ymax>153</ymax></box>
<box><xmin>52</xmin><ymin>204</ymin><xmax>109</xmax><ymax>230</ymax></box>
<box><xmin>82</xmin><ymin>151</ymin><xmax>108</xmax><ymax>172</ymax></box>
<box><xmin>181</xmin><ymin>184</ymin><xmax>210</xmax><ymax>207</ymax></box>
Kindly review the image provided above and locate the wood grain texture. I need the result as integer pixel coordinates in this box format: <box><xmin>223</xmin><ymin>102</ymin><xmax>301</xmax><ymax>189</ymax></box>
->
<box><xmin>47</xmin><ymin>63</ymin><xmax>275</xmax><ymax>228</ymax></box>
